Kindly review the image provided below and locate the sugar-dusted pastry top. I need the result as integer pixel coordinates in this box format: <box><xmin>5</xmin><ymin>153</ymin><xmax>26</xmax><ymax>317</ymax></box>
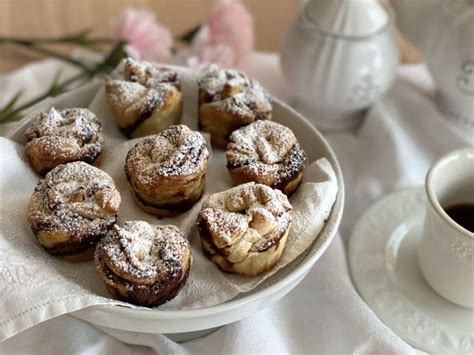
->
<box><xmin>226</xmin><ymin>120</ymin><xmax>306</xmax><ymax>185</ymax></box>
<box><xmin>25</xmin><ymin>107</ymin><xmax>102</xmax><ymax>161</ymax></box>
<box><xmin>96</xmin><ymin>221</ymin><xmax>191</xmax><ymax>286</ymax></box>
<box><xmin>126</xmin><ymin>125</ymin><xmax>209</xmax><ymax>182</ymax></box>
<box><xmin>105</xmin><ymin>58</ymin><xmax>181</xmax><ymax>129</ymax></box>
<box><xmin>198</xmin><ymin>182</ymin><xmax>292</xmax><ymax>260</ymax></box>
<box><xmin>28</xmin><ymin>161</ymin><xmax>121</xmax><ymax>239</ymax></box>
<box><xmin>198</xmin><ymin>65</ymin><xmax>272</xmax><ymax>119</ymax></box>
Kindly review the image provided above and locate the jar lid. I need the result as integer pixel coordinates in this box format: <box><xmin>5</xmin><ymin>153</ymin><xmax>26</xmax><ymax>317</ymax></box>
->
<box><xmin>303</xmin><ymin>0</ymin><xmax>390</xmax><ymax>38</ymax></box>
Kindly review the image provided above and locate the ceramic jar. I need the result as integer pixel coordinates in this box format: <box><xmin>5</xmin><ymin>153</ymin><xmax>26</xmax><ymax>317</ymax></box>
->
<box><xmin>281</xmin><ymin>0</ymin><xmax>399</xmax><ymax>130</ymax></box>
<box><xmin>392</xmin><ymin>0</ymin><xmax>474</xmax><ymax>130</ymax></box>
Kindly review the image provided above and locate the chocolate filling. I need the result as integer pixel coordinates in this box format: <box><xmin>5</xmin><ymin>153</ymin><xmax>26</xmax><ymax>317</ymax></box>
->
<box><xmin>95</xmin><ymin>249</ymin><xmax>190</xmax><ymax>307</ymax></box>
<box><xmin>120</xmin><ymin>94</ymin><xmax>162</xmax><ymax>138</ymax></box>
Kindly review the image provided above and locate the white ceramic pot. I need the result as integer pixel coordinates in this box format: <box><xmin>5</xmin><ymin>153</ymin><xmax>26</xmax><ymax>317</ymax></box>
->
<box><xmin>281</xmin><ymin>0</ymin><xmax>399</xmax><ymax>130</ymax></box>
<box><xmin>392</xmin><ymin>0</ymin><xmax>474</xmax><ymax>130</ymax></box>
<box><xmin>418</xmin><ymin>148</ymin><xmax>474</xmax><ymax>308</ymax></box>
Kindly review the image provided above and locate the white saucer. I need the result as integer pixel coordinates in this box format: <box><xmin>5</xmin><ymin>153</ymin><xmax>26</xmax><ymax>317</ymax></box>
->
<box><xmin>349</xmin><ymin>189</ymin><xmax>474</xmax><ymax>353</ymax></box>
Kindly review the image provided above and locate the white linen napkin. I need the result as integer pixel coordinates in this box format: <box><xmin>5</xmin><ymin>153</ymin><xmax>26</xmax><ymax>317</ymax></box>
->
<box><xmin>0</xmin><ymin>71</ymin><xmax>338</xmax><ymax>341</ymax></box>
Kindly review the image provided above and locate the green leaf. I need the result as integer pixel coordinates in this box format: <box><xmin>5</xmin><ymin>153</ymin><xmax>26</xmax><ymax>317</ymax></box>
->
<box><xmin>179</xmin><ymin>24</ymin><xmax>202</xmax><ymax>44</ymax></box>
<box><xmin>60</xmin><ymin>29</ymin><xmax>93</xmax><ymax>45</ymax></box>
<box><xmin>97</xmin><ymin>41</ymin><xmax>127</xmax><ymax>74</ymax></box>
<box><xmin>0</xmin><ymin>91</ymin><xmax>23</xmax><ymax>124</ymax></box>
<box><xmin>47</xmin><ymin>70</ymin><xmax>68</xmax><ymax>97</ymax></box>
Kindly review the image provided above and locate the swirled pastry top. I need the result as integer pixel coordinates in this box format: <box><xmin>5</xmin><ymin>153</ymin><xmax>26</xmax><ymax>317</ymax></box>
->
<box><xmin>198</xmin><ymin>182</ymin><xmax>292</xmax><ymax>260</ymax></box>
<box><xmin>28</xmin><ymin>162</ymin><xmax>121</xmax><ymax>238</ymax></box>
<box><xmin>25</xmin><ymin>107</ymin><xmax>102</xmax><ymax>158</ymax></box>
<box><xmin>106</xmin><ymin>58</ymin><xmax>180</xmax><ymax>118</ymax></box>
<box><xmin>198</xmin><ymin>65</ymin><xmax>272</xmax><ymax>119</ymax></box>
<box><xmin>96</xmin><ymin>221</ymin><xmax>191</xmax><ymax>286</ymax></box>
<box><xmin>226</xmin><ymin>120</ymin><xmax>306</xmax><ymax>184</ymax></box>
<box><xmin>126</xmin><ymin>125</ymin><xmax>209</xmax><ymax>183</ymax></box>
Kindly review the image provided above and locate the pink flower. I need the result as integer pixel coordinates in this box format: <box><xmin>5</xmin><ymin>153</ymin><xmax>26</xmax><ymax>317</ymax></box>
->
<box><xmin>115</xmin><ymin>8</ymin><xmax>173</xmax><ymax>62</ymax></box>
<box><xmin>188</xmin><ymin>0</ymin><xmax>254</xmax><ymax>68</ymax></box>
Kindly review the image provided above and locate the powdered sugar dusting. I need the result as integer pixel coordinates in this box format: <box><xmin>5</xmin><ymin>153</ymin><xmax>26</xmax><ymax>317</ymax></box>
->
<box><xmin>198</xmin><ymin>65</ymin><xmax>272</xmax><ymax>117</ymax></box>
<box><xmin>28</xmin><ymin>162</ymin><xmax>121</xmax><ymax>240</ymax></box>
<box><xmin>98</xmin><ymin>221</ymin><xmax>191</xmax><ymax>284</ymax></box>
<box><xmin>198</xmin><ymin>182</ymin><xmax>292</xmax><ymax>256</ymax></box>
<box><xmin>25</xmin><ymin>107</ymin><xmax>102</xmax><ymax>166</ymax></box>
<box><xmin>106</xmin><ymin>58</ymin><xmax>180</xmax><ymax>119</ymax></box>
<box><xmin>226</xmin><ymin>120</ymin><xmax>307</xmax><ymax>186</ymax></box>
<box><xmin>126</xmin><ymin>125</ymin><xmax>209</xmax><ymax>182</ymax></box>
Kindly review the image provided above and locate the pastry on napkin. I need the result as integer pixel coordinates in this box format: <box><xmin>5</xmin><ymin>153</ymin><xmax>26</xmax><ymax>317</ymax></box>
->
<box><xmin>0</xmin><ymin>72</ymin><xmax>338</xmax><ymax>341</ymax></box>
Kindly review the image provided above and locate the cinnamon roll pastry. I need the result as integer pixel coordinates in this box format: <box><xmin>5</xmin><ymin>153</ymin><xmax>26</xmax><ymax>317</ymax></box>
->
<box><xmin>105</xmin><ymin>57</ymin><xmax>183</xmax><ymax>138</ymax></box>
<box><xmin>125</xmin><ymin>125</ymin><xmax>209</xmax><ymax>218</ymax></box>
<box><xmin>197</xmin><ymin>182</ymin><xmax>292</xmax><ymax>276</ymax></box>
<box><xmin>25</xmin><ymin>107</ymin><xmax>103</xmax><ymax>175</ymax></box>
<box><xmin>27</xmin><ymin>162</ymin><xmax>121</xmax><ymax>261</ymax></box>
<box><xmin>226</xmin><ymin>120</ymin><xmax>306</xmax><ymax>195</ymax></box>
<box><xmin>95</xmin><ymin>221</ymin><xmax>192</xmax><ymax>307</ymax></box>
<box><xmin>198</xmin><ymin>65</ymin><xmax>272</xmax><ymax>149</ymax></box>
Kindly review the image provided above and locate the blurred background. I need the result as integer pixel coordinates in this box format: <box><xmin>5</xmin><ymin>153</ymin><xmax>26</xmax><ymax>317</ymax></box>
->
<box><xmin>0</xmin><ymin>0</ymin><xmax>421</xmax><ymax>73</ymax></box>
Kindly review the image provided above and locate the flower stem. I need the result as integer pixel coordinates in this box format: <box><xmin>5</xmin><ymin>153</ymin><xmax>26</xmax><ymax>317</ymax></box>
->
<box><xmin>0</xmin><ymin>40</ymin><xmax>127</xmax><ymax>124</ymax></box>
<box><xmin>1</xmin><ymin>38</ymin><xmax>94</xmax><ymax>71</ymax></box>
<box><xmin>0</xmin><ymin>32</ymin><xmax>113</xmax><ymax>46</ymax></box>
<box><xmin>0</xmin><ymin>71</ymin><xmax>91</xmax><ymax>123</ymax></box>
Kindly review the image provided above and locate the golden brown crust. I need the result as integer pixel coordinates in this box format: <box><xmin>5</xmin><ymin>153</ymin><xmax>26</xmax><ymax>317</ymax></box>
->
<box><xmin>128</xmin><ymin>182</ymin><xmax>204</xmax><ymax>218</ymax></box>
<box><xmin>197</xmin><ymin>182</ymin><xmax>292</xmax><ymax>276</ymax></box>
<box><xmin>61</xmin><ymin>247</ymin><xmax>96</xmax><ymax>262</ymax></box>
<box><xmin>125</xmin><ymin>125</ymin><xmax>209</xmax><ymax>218</ymax></box>
<box><xmin>94</xmin><ymin>221</ymin><xmax>192</xmax><ymax>307</ymax></box>
<box><xmin>225</xmin><ymin>120</ymin><xmax>306</xmax><ymax>195</ymax></box>
<box><xmin>27</xmin><ymin>162</ymin><xmax>121</xmax><ymax>259</ymax></box>
<box><xmin>105</xmin><ymin>58</ymin><xmax>182</xmax><ymax>138</ymax></box>
<box><xmin>198</xmin><ymin>66</ymin><xmax>272</xmax><ymax>149</ymax></box>
<box><xmin>25</xmin><ymin>108</ymin><xmax>103</xmax><ymax>175</ymax></box>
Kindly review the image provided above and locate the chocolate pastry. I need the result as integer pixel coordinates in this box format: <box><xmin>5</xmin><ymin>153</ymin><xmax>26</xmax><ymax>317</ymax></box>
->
<box><xmin>106</xmin><ymin>57</ymin><xmax>182</xmax><ymax>138</ymax></box>
<box><xmin>25</xmin><ymin>107</ymin><xmax>103</xmax><ymax>175</ymax></box>
<box><xmin>125</xmin><ymin>125</ymin><xmax>209</xmax><ymax>218</ymax></box>
<box><xmin>27</xmin><ymin>162</ymin><xmax>121</xmax><ymax>261</ymax></box>
<box><xmin>226</xmin><ymin>120</ymin><xmax>306</xmax><ymax>195</ymax></box>
<box><xmin>95</xmin><ymin>221</ymin><xmax>192</xmax><ymax>307</ymax></box>
<box><xmin>198</xmin><ymin>65</ymin><xmax>272</xmax><ymax>149</ymax></box>
<box><xmin>197</xmin><ymin>182</ymin><xmax>292</xmax><ymax>276</ymax></box>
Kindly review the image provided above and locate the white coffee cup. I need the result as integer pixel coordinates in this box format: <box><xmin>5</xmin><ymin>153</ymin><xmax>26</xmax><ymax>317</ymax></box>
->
<box><xmin>418</xmin><ymin>147</ymin><xmax>474</xmax><ymax>308</ymax></box>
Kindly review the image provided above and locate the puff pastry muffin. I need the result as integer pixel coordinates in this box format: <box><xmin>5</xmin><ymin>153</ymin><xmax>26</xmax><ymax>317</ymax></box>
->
<box><xmin>27</xmin><ymin>162</ymin><xmax>121</xmax><ymax>261</ymax></box>
<box><xmin>198</xmin><ymin>65</ymin><xmax>272</xmax><ymax>149</ymax></box>
<box><xmin>197</xmin><ymin>182</ymin><xmax>292</xmax><ymax>276</ymax></box>
<box><xmin>25</xmin><ymin>107</ymin><xmax>103</xmax><ymax>175</ymax></box>
<box><xmin>125</xmin><ymin>125</ymin><xmax>209</xmax><ymax>218</ymax></box>
<box><xmin>226</xmin><ymin>120</ymin><xmax>306</xmax><ymax>195</ymax></box>
<box><xmin>95</xmin><ymin>221</ymin><xmax>192</xmax><ymax>307</ymax></box>
<box><xmin>105</xmin><ymin>57</ymin><xmax>183</xmax><ymax>138</ymax></box>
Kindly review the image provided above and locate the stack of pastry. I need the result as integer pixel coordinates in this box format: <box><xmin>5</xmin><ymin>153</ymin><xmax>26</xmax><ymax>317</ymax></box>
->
<box><xmin>21</xmin><ymin>59</ymin><xmax>320</xmax><ymax>309</ymax></box>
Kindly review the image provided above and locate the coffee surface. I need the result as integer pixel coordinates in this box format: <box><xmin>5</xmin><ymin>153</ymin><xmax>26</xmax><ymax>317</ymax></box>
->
<box><xmin>444</xmin><ymin>203</ymin><xmax>474</xmax><ymax>233</ymax></box>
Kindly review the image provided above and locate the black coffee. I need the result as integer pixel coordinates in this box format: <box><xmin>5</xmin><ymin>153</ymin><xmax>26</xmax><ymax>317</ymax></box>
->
<box><xmin>444</xmin><ymin>203</ymin><xmax>474</xmax><ymax>233</ymax></box>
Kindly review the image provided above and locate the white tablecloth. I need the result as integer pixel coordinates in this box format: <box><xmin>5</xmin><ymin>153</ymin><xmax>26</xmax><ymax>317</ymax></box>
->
<box><xmin>0</xmin><ymin>53</ymin><xmax>471</xmax><ymax>354</ymax></box>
